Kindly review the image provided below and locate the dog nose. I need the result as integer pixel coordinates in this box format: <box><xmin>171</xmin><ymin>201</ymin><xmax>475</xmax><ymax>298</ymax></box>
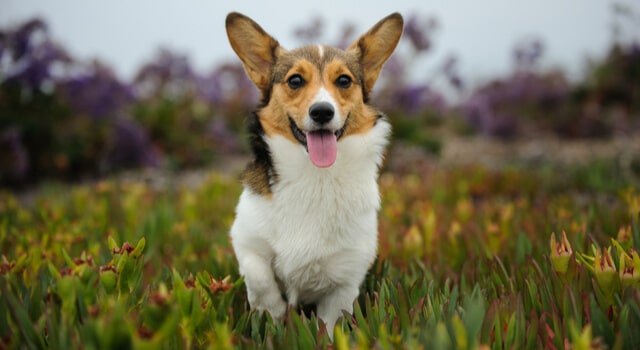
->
<box><xmin>309</xmin><ymin>102</ymin><xmax>335</xmax><ymax>124</ymax></box>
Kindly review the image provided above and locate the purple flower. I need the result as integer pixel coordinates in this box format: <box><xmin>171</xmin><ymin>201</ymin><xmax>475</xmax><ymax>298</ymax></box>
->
<box><xmin>462</xmin><ymin>93</ymin><xmax>518</xmax><ymax>138</ymax></box>
<box><xmin>0</xmin><ymin>17</ymin><xmax>72</xmax><ymax>93</ymax></box>
<box><xmin>196</xmin><ymin>70</ymin><xmax>224</xmax><ymax>106</ymax></box>
<box><xmin>197</xmin><ymin>63</ymin><xmax>258</xmax><ymax>108</ymax></box>
<box><xmin>464</xmin><ymin>94</ymin><xmax>492</xmax><ymax>130</ymax></box>
<box><xmin>293</xmin><ymin>17</ymin><xmax>324</xmax><ymax>43</ymax></box>
<box><xmin>6</xmin><ymin>18</ymin><xmax>47</xmax><ymax>61</ymax></box>
<box><xmin>382</xmin><ymin>54</ymin><xmax>406</xmax><ymax>80</ymax></box>
<box><xmin>397</xmin><ymin>85</ymin><xmax>429</xmax><ymax>114</ymax></box>
<box><xmin>403</xmin><ymin>14</ymin><xmax>438</xmax><ymax>52</ymax></box>
<box><xmin>133</xmin><ymin>49</ymin><xmax>195</xmax><ymax>98</ymax></box>
<box><xmin>379</xmin><ymin>83</ymin><xmax>446</xmax><ymax>116</ymax></box>
<box><xmin>333</xmin><ymin>23</ymin><xmax>356</xmax><ymax>50</ymax></box>
<box><xmin>443</xmin><ymin>55</ymin><xmax>464</xmax><ymax>92</ymax></box>
<box><xmin>513</xmin><ymin>38</ymin><xmax>545</xmax><ymax>71</ymax></box>
<box><xmin>2</xmin><ymin>40</ymin><xmax>70</xmax><ymax>90</ymax></box>
<box><xmin>61</xmin><ymin>63</ymin><xmax>135</xmax><ymax>119</ymax></box>
<box><xmin>208</xmin><ymin>118</ymin><xmax>241</xmax><ymax>153</ymax></box>
<box><xmin>107</xmin><ymin>118</ymin><xmax>159</xmax><ymax>169</ymax></box>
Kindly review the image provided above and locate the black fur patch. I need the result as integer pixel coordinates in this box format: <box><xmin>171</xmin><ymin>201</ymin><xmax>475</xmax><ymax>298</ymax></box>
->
<box><xmin>240</xmin><ymin>112</ymin><xmax>277</xmax><ymax>196</ymax></box>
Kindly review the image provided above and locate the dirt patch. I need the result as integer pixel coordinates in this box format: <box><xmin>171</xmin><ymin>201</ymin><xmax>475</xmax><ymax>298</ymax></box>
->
<box><xmin>440</xmin><ymin>135</ymin><xmax>640</xmax><ymax>168</ymax></box>
<box><xmin>385</xmin><ymin>135</ymin><xmax>640</xmax><ymax>186</ymax></box>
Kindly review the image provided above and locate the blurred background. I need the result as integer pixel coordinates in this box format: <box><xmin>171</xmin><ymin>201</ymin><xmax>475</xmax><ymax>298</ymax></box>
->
<box><xmin>1</xmin><ymin>0</ymin><xmax>639</xmax><ymax>187</ymax></box>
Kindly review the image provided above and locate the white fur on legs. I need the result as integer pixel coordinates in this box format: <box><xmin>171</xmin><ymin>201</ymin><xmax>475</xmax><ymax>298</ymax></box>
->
<box><xmin>316</xmin><ymin>285</ymin><xmax>359</xmax><ymax>338</ymax></box>
<box><xmin>231</xmin><ymin>199</ymin><xmax>288</xmax><ymax>319</ymax></box>
<box><xmin>237</xmin><ymin>249</ymin><xmax>287</xmax><ymax>319</ymax></box>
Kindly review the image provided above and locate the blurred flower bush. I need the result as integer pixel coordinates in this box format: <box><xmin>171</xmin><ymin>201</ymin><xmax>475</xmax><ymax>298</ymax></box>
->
<box><xmin>461</xmin><ymin>38</ymin><xmax>640</xmax><ymax>139</ymax></box>
<box><xmin>1</xmin><ymin>11</ymin><xmax>639</xmax><ymax>186</ymax></box>
<box><xmin>0</xmin><ymin>19</ymin><xmax>244</xmax><ymax>186</ymax></box>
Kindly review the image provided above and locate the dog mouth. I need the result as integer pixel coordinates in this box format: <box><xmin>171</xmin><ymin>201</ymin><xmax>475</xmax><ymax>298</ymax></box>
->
<box><xmin>289</xmin><ymin>116</ymin><xmax>348</xmax><ymax>168</ymax></box>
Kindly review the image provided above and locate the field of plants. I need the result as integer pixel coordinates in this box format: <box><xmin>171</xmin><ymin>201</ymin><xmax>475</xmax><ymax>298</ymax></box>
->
<box><xmin>2</xmin><ymin>7</ymin><xmax>640</xmax><ymax>349</ymax></box>
<box><xmin>1</xmin><ymin>161</ymin><xmax>640</xmax><ymax>349</ymax></box>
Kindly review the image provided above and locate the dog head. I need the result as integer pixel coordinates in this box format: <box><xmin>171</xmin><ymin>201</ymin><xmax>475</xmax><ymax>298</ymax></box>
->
<box><xmin>226</xmin><ymin>12</ymin><xmax>403</xmax><ymax>168</ymax></box>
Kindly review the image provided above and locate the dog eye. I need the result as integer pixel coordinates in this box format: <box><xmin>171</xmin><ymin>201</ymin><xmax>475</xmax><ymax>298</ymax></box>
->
<box><xmin>335</xmin><ymin>75</ymin><xmax>352</xmax><ymax>89</ymax></box>
<box><xmin>287</xmin><ymin>74</ymin><xmax>305</xmax><ymax>89</ymax></box>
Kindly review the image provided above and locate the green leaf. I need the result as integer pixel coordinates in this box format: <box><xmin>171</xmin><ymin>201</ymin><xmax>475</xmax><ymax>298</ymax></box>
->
<box><xmin>447</xmin><ymin>285</ymin><xmax>459</xmax><ymax>316</ymax></box>
<box><xmin>589</xmin><ymin>294</ymin><xmax>614</xmax><ymax>347</ymax></box>
<box><xmin>108</xmin><ymin>236</ymin><xmax>119</xmax><ymax>252</ymax></box>
<box><xmin>61</xmin><ymin>248</ymin><xmax>75</xmax><ymax>268</ymax></box>
<box><xmin>353</xmin><ymin>299</ymin><xmax>370</xmax><ymax>338</ymax></box>
<box><xmin>100</xmin><ymin>270</ymin><xmax>117</xmax><ymax>294</ymax></box>
<box><xmin>462</xmin><ymin>285</ymin><xmax>486</xmax><ymax>348</ymax></box>
<box><xmin>505</xmin><ymin>313</ymin><xmax>518</xmax><ymax>347</ymax></box>
<box><xmin>171</xmin><ymin>269</ymin><xmax>192</xmax><ymax>316</ymax></box>
<box><xmin>4</xmin><ymin>290</ymin><xmax>45</xmax><ymax>349</ymax></box>
<box><xmin>433</xmin><ymin>321</ymin><xmax>453</xmax><ymax>350</ymax></box>
<box><xmin>131</xmin><ymin>237</ymin><xmax>146</xmax><ymax>258</ymax></box>
<box><xmin>515</xmin><ymin>231</ymin><xmax>532</xmax><ymax>265</ymax></box>
<box><xmin>334</xmin><ymin>326</ymin><xmax>350</xmax><ymax>350</ymax></box>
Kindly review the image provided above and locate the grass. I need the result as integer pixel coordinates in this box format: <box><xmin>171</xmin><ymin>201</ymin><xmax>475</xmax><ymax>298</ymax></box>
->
<box><xmin>1</xmin><ymin>162</ymin><xmax>640</xmax><ymax>349</ymax></box>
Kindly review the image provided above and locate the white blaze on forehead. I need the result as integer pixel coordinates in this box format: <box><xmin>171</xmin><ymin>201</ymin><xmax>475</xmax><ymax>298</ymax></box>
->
<box><xmin>312</xmin><ymin>87</ymin><xmax>335</xmax><ymax>105</ymax></box>
<box><xmin>317</xmin><ymin>45</ymin><xmax>324</xmax><ymax>59</ymax></box>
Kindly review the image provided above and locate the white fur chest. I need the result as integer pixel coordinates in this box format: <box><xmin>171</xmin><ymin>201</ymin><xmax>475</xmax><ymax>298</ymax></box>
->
<box><xmin>268</xmin><ymin>154</ymin><xmax>380</xmax><ymax>303</ymax></box>
<box><xmin>230</xmin><ymin>120</ymin><xmax>390</xmax><ymax>305</ymax></box>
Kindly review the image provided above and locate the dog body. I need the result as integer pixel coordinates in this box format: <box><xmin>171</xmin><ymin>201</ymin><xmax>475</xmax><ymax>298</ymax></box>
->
<box><xmin>226</xmin><ymin>12</ymin><xmax>403</xmax><ymax>336</ymax></box>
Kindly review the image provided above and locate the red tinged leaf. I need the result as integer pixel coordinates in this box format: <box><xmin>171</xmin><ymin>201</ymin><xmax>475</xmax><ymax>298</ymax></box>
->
<box><xmin>137</xmin><ymin>325</ymin><xmax>154</xmax><ymax>339</ymax></box>
<box><xmin>209</xmin><ymin>275</ymin><xmax>233</xmax><ymax>293</ymax></box>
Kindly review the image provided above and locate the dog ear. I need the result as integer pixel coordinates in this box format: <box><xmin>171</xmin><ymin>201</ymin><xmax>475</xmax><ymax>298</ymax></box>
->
<box><xmin>226</xmin><ymin>12</ymin><xmax>282</xmax><ymax>93</ymax></box>
<box><xmin>348</xmin><ymin>13</ymin><xmax>403</xmax><ymax>97</ymax></box>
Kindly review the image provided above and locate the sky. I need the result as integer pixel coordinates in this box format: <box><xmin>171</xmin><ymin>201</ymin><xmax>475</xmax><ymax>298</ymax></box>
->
<box><xmin>0</xmin><ymin>0</ymin><xmax>635</xmax><ymax>89</ymax></box>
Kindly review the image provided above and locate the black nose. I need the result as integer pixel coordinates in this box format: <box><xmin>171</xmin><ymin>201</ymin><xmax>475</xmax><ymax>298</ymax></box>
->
<box><xmin>309</xmin><ymin>102</ymin><xmax>335</xmax><ymax>124</ymax></box>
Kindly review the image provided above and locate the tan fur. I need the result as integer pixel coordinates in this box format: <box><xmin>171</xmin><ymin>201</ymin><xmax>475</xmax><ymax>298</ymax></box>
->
<box><xmin>348</xmin><ymin>13</ymin><xmax>404</xmax><ymax>96</ymax></box>
<box><xmin>226</xmin><ymin>13</ymin><xmax>403</xmax><ymax>143</ymax></box>
<box><xmin>240</xmin><ymin>161</ymin><xmax>274</xmax><ymax>198</ymax></box>
<box><xmin>226</xmin><ymin>13</ymin><xmax>283</xmax><ymax>93</ymax></box>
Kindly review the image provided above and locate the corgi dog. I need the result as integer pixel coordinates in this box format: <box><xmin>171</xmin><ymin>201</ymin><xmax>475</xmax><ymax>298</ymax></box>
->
<box><xmin>225</xmin><ymin>12</ymin><xmax>403</xmax><ymax>337</ymax></box>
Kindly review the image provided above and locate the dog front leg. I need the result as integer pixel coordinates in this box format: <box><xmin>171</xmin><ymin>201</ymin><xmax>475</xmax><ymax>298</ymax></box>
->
<box><xmin>237</xmin><ymin>250</ymin><xmax>287</xmax><ymax>319</ymax></box>
<box><xmin>316</xmin><ymin>285</ymin><xmax>359</xmax><ymax>339</ymax></box>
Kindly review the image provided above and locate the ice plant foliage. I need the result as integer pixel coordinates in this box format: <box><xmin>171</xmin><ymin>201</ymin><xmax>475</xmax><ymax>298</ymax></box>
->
<box><xmin>549</xmin><ymin>231</ymin><xmax>573</xmax><ymax>274</ymax></box>
<box><xmin>593</xmin><ymin>247</ymin><xmax>618</xmax><ymax>298</ymax></box>
<box><xmin>1</xmin><ymin>165</ymin><xmax>640</xmax><ymax>348</ymax></box>
<box><xmin>619</xmin><ymin>249</ymin><xmax>640</xmax><ymax>289</ymax></box>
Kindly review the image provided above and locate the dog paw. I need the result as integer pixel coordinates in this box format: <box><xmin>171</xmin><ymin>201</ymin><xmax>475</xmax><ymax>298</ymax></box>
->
<box><xmin>251</xmin><ymin>290</ymin><xmax>287</xmax><ymax>320</ymax></box>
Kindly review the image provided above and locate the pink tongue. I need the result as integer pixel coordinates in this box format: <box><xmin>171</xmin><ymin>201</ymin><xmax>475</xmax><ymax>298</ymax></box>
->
<box><xmin>306</xmin><ymin>131</ymin><xmax>337</xmax><ymax>168</ymax></box>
